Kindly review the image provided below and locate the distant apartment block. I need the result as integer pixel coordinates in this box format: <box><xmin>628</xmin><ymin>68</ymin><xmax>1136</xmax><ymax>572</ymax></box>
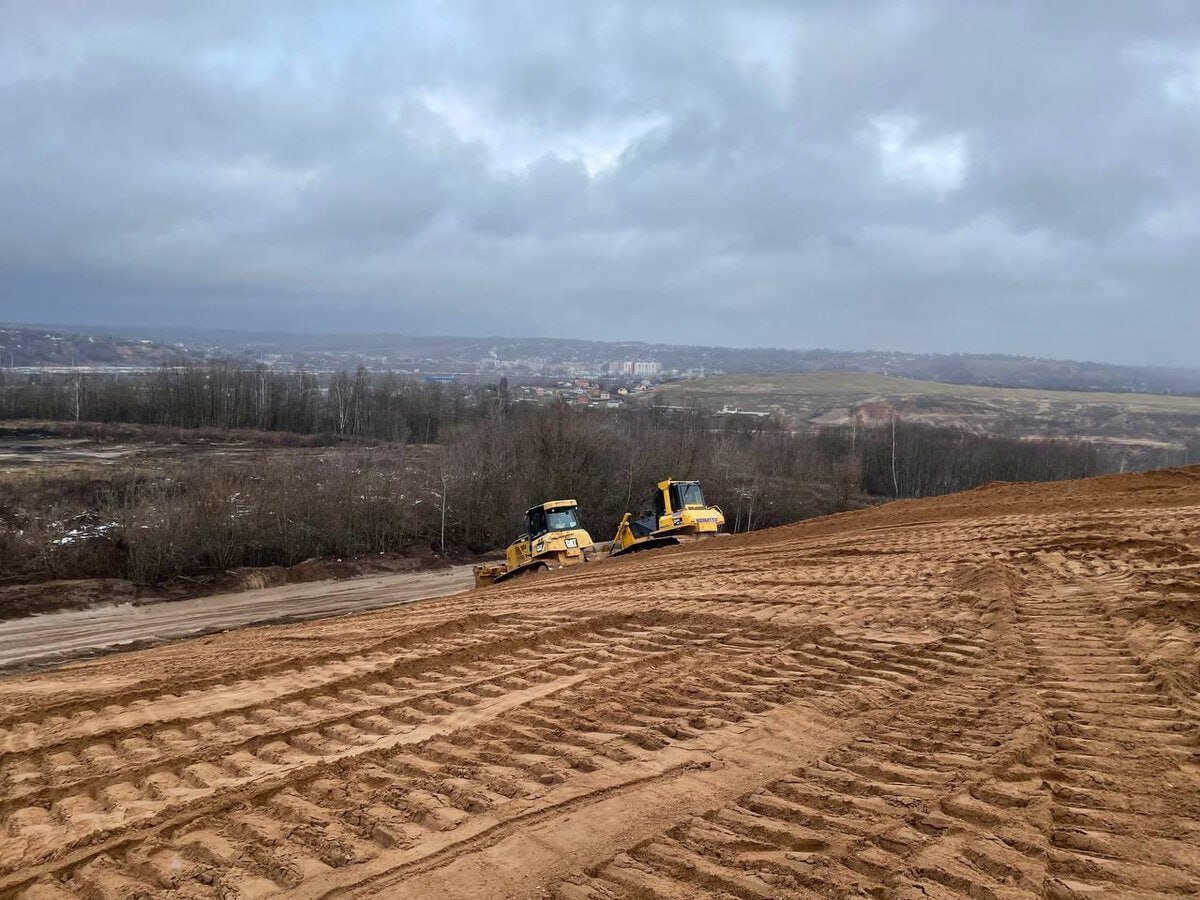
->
<box><xmin>609</xmin><ymin>359</ymin><xmax>661</xmax><ymax>376</ymax></box>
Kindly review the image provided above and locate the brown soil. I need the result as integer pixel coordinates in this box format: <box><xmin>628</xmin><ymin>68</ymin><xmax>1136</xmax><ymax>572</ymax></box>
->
<box><xmin>0</xmin><ymin>566</ymin><xmax>477</xmax><ymax>673</ymax></box>
<box><xmin>1</xmin><ymin>466</ymin><xmax>1198</xmax><ymax>898</ymax></box>
<box><xmin>0</xmin><ymin>554</ymin><xmax>453</xmax><ymax>621</ymax></box>
<box><xmin>0</xmin><ymin>580</ymin><xmax>140</xmax><ymax>619</ymax></box>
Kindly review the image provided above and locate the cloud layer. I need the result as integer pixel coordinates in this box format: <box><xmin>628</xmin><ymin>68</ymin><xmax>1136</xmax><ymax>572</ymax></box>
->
<box><xmin>2</xmin><ymin>1</ymin><xmax>1198</xmax><ymax>364</ymax></box>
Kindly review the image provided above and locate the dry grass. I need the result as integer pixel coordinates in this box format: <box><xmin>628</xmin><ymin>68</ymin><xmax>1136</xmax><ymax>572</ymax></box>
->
<box><xmin>652</xmin><ymin>371</ymin><xmax>1200</xmax><ymax>411</ymax></box>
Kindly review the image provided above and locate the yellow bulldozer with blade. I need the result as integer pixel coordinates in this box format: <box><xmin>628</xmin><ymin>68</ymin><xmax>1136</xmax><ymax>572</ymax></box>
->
<box><xmin>608</xmin><ymin>477</ymin><xmax>725</xmax><ymax>557</ymax></box>
<box><xmin>473</xmin><ymin>499</ymin><xmax>595</xmax><ymax>587</ymax></box>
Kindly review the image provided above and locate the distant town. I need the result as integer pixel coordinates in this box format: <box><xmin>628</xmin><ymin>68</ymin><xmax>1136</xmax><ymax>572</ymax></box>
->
<box><xmin>4</xmin><ymin>324</ymin><xmax>1200</xmax><ymax>400</ymax></box>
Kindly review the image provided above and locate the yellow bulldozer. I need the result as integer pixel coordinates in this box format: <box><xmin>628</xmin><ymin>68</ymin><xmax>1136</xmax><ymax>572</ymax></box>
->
<box><xmin>608</xmin><ymin>477</ymin><xmax>725</xmax><ymax>557</ymax></box>
<box><xmin>473</xmin><ymin>499</ymin><xmax>595</xmax><ymax>587</ymax></box>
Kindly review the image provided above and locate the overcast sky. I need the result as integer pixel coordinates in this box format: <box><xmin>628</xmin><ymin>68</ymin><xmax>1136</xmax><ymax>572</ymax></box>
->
<box><xmin>2</xmin><ymin>2</ymin><xmax>1198</xmax><ymax>365</ymax></box>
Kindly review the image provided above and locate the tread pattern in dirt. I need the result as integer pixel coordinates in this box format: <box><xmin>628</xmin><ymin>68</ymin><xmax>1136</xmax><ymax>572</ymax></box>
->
<box><xmin>1020</xmin><ymin>555</ymin><xmax>1200</xmax><ymax>898</ymax></box>
<box><xmin>4</xmin><ymin>617</ymin><xmax>989</xmax><ymax>898</ymax></box>
<box><xmin>551</xmin><ymin>636</ymin><xmax>1047</xmax><ymax>900</ymax></box>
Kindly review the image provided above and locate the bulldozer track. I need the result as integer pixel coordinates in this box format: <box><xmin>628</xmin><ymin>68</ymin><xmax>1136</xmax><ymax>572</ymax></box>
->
<box><xmin>1019</xmin><ymin>554</ymin><xmax>1200</xmax><ymax>898</ymax></box>
<box><xmin>2</xmin><ymin>612</ymin><xmax>980</xmax><ymax>897</ymax></box>
<box><xmin>553</xmin><ymin>650</ymin><xmax>1045</xmax><ymax>899</ymax></box>
<box><xmin>2</xmin><ymin>468</ymin><xmax>1199</xmax><ymax>898</ymax></box>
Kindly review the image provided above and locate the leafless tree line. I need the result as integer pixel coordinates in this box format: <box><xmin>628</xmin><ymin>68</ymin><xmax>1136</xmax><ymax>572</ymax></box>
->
<box><xmin>439</xmin><ymin>403</ymin><xmax>1105</xmax><ymax>551</ymax></box>
<box><xmin>0</xmin><ymin>448</ymin><xmax>434</xmax><ymax>584</ymax></box>
<box><xmin>0</xmin><ymin>365</ymin><xmax>473</xmax><ymax>441</ymax></box>
<box><xmin>1</xmin><ymin>375</ymin><xmax>1109</xmax><ymax>586</ymax></box>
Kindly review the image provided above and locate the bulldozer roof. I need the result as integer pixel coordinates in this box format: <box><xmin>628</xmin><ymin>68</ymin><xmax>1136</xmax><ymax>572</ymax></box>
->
<box><xmin>656</xmin><ymin>477</ymin><xmax>700</xmax><ymax>490</ymax></box>
<box><xmin>527</xmin><ymin>499</ymin><xmax>578</xmax><ymax>514</ymax></box>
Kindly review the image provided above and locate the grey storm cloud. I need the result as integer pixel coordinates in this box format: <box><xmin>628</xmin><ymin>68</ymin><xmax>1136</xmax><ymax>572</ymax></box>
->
<box><xmin>1</xmin><ymin>0</ymin><xmax>1198</xmax><ymax>365</ymax></box>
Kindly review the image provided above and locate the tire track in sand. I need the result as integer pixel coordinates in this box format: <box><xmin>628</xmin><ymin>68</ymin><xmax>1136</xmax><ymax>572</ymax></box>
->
<box><xmin>1018</xmin><ymin>553</ymin><xmax>1200</xmax><ymax>898</ymax></box>
<box><xmin>547</xmin><ymin>605</ymin><xmax>1042</xmax><ymax>900</ymax></box>
<box><xmin>5</xmin><ymin>619</ymin><xmax>987</xmax><ymax>899</ymax></box>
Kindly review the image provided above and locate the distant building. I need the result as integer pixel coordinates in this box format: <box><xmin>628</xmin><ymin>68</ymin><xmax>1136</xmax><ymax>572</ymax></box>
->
<box><xmin>609</xmin><ymin>359</ymin><xmax>660</xmax><ymax>376</ymax></box>
<box><xmin>716</xmin><ymin>404</ymin><xmax>770</xmax><ymax>418</ymax></box>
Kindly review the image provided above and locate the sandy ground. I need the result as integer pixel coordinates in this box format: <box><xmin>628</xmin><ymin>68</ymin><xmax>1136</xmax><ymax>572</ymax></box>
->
<box><xmin>1</xmin><ymin>467</ymin><xmax>1199</xmax><ymax>898</ymax></box>
<box><xmin>0</xmin><ymin>567</ymin><xmax>476</xmax><ymax>672</ymax></box>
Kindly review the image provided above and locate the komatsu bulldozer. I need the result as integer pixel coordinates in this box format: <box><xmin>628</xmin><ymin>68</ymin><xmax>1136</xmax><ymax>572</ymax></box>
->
<box><xmin>608</xmin><ymin>477</ymin><xmax>725</xmax><ymax>557</ymax></box>
<box><xmin>473</xmin><ymin>499</ymin><xmax>595</xmax><ymax>587</ymax></box>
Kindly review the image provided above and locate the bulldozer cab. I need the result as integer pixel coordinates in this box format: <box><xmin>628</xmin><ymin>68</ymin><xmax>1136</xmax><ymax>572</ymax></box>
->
<box><xmin>668</xmin><ymin>481</ymin><xmax>706</xmax><ymax>510</ymax></box>
<box><xmin>525</xmin><ymin>501</ymin><xmax>581</xmax><ymax>540</ymax></box>
<box><xmin>652</xmin><ymin>479</ymin><xmax>706</xmax><ymax>518</ymax></box>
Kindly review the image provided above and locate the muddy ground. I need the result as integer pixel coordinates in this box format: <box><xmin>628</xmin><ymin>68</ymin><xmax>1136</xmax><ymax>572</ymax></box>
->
<box><xmin>1</xmin><ymin>467</ymin><xmax>1199</xmax><ymax>898</ymax></box>
<box><xmin>0</xmin><ymin>566</ymin><xmax>476</xmax><ymax>673</ymax></box>
<box><xmin>0</xmin><ymin>554</ymin><xmax>455</xmax><ymax>621</ymax></box>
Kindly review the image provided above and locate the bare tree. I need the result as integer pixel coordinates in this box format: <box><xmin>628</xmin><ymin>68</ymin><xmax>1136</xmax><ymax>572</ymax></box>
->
<box><xmin>891</xmin><ymin>411</ymin><xmax>900</xmax><ymax>496</ymax></box>
<box><xmin>430</xmin><ymin>452</ymin><xmax>460</xmax><ymax>556</ymax></box>
<box><xmin>67</xmin><ymin>374</ymin><xmax>84</xmax><ymax>422</ymax></box>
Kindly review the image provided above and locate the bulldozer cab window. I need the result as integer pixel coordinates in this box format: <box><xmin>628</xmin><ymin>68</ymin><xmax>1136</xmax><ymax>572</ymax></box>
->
<box><xmin>526</xmin><ymin>508</ymin><xmax>548</xmax><ymax>539</ymax></box>
<box><xmin>527</xmin><ymin>506</ymin><xmax>578</xmax><ymax>538</ymax></box>
<box><xmin>545</xmin><ymin>508</ymin><xmax>580</xmax><ymax>533</ymax></box>
<box><xmin>671</xmin><ymin>482</ymin><xmax>706</xmax><ymax>508</ymax></box>
<box><xmin>653</xmin><ymin>489</ymin><xmax>667</xmax><ymax>519</ymax></box>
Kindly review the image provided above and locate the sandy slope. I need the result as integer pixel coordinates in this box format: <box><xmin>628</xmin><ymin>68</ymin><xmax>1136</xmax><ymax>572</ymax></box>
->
<box><xmin>1</xmin><ymin>467</ymin><xmax>1199</xmax><ymax>898</ymax></box>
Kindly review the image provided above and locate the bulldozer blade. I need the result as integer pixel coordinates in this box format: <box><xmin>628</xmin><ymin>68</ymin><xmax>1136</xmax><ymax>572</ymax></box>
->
<box><xmin>492</xmin><ymin>560</ymin><xmax>551</xmax><ymax>583</ymax></box>
<box><xmin>609</xmin><ymin>535</ymin><xmax>681</xmax><ymax>557</ymax></box>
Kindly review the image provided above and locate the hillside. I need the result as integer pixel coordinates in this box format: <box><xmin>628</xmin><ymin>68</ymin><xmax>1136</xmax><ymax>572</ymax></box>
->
<box><xmin>1</xmin><ymin>466</ymin><xmax>1198</xmax><ymax>897</ymax></box>
<box><xmin>649</xmin><ymin>372</ymin><xmax>1200</xmax><ymax>462</ymax></box>
<box><xmin>0</xmin><ymin>326</ymin><xmax>193</xmax><ymax>369</ymax></box>
<box><xmin>42</xmin><ymin>323</ymin><xmax>1200</xmax><ymax>393</ymax></box>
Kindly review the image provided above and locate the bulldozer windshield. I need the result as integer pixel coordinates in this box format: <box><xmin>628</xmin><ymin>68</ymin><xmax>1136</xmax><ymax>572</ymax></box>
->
<box><xmin>528</xmin><ymin>506</ymin><xmax>580</xmax><ymax>537</ymax></box>
<box><xmin>545</xmin><ymin>508</ymin><xmax>580</xmax><ymax>533</ymax></box>
<box><xmin>670</xmin><ymin>482</ymin><xmax>706</xmax><ymax>508</ymax></box>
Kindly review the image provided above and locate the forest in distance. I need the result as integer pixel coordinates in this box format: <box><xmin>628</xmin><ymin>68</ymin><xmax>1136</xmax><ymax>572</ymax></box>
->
<box><xmin>2</xmin><ymin>365</ymin><xmax>1106</xmax><ymax>587</ymax></box>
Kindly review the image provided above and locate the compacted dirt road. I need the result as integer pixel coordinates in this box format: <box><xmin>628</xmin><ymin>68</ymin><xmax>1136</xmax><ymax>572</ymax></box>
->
<box><xmin>0</xmin><ymin>567</ymin><xmax>476</xmax><ymax>672</ymax></box>
<box><xmin>1</xmin><ymin>467</ymin><xmax>1199</xmax><ymax>898</ymax></box>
